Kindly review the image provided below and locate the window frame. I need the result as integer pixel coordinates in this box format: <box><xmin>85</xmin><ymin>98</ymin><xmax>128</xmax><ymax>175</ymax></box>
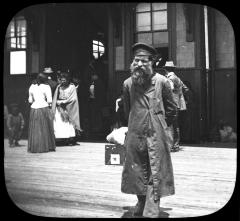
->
<box><xmin>92</xmin><ymin>40</ymin><xmax>105</xmax><ymax>59</ymax></box>
<box><xmin>134</xmin><ymin>3</ymin><xmax>169</xmax><ymax>48</ymax></box>
<box><xmin>6</xmin><ymin>16</ymin><xmax>28</xmax><ymax>75</ymax></box>
<box><xmin>6</xmin><ymin>16</ymin><xmax>27</xmax><ymax>50</ymax></box>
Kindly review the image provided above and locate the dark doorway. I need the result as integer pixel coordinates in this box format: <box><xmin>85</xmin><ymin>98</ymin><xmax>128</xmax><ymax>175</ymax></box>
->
<box><xmin>45</xmin><ymin>3</ymin><xmax>110</xmax><ymax>141</ymax></box>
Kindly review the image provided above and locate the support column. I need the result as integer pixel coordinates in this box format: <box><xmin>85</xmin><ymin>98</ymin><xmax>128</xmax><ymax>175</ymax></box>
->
<box><xmin>107</xmin><ymin>5</ymin><xmax>115</xmax><ymax>105</ymax></box>
<box><xmin>39</xmin><ymin>7</ymin><xmax>46</xmax><ymax>71</ymax></box>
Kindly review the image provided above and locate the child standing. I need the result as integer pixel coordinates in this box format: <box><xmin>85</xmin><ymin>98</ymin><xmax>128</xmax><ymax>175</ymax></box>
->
<box><xmin>7</xmin><ymin>104</ymin><xmax>25</xmax><ymax>147</ymax></box>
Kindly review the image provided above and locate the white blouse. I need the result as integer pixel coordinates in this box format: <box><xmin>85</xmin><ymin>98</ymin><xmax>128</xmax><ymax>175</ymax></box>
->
<box><xmin>28</xmin><ymin>84</ymin><xmax>52</xmax><ymax>109</ymax></box>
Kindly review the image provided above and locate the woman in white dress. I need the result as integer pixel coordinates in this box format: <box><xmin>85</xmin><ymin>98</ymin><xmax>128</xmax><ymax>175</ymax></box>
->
<box><xmin>52</xmin><ymin>72</ymin><xmax>82</xmax><ymax>145</ymax></box>
<box><xmin>28</xmin><ymin>73</ymin><xmax>56</xmax><ymax>153</ymax></box>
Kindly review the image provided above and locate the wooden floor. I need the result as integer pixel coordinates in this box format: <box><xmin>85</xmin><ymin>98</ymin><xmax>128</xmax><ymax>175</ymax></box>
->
<box><xmin>4</xmin><ymin>139</ymin><xmax>237</xmax><ymax>218</ymax></box>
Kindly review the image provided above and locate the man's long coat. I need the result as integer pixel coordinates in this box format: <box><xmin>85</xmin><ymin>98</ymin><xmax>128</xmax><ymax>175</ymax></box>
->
<box><xmin>121</xmin><ymin>73</ymin><xmax>177</xmax><ymax>199</ymax></box>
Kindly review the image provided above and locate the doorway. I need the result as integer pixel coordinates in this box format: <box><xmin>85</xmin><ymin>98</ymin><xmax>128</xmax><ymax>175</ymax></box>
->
<box><xmin>45</xmin><ymin>3</ymin><xmax>110</xmax><ymax>140</ymax></box>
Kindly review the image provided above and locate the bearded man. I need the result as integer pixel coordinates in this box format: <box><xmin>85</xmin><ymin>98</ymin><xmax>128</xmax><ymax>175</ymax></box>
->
<box><xmin>121</xmin><ymin>43</ymin><xmax>177</xmax><ymax>218</ymax></box>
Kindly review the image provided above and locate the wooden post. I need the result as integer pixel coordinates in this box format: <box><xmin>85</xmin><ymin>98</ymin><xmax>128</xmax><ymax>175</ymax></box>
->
<box><xmin>107</xmin><ymin>5</ymin><xmax>115</xmax><ymax>105</ymax></box>
<box><xmin>39</xmin><ymin>6</ymin><xmax>46</xmax><ymax>72</ymax></box>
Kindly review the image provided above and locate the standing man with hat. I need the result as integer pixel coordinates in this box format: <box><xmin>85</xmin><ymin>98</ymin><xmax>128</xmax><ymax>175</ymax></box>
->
<box><xmin>162</xmin><ymin>61</ymin><xmax>189</xmax><ymax>152</ymax></box>
<box><xmin>121</xmin><ymin>42</ymin><xmax>177</xmax><ymax>217</ymax></box>
<box><xmin>43</xmin><ymin>67</ymin><xmax>58</xmax><ymax>96</ymax></box>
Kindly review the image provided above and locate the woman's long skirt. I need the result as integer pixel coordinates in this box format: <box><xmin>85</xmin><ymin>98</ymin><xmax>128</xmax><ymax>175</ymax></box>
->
<box><xmin>28</xmin><ymin>107</ymin><xmax>56</xmax><ymax>153</ymax></box>
<box><xmin>53</xmin><ymin>107</ymin><xmax>75</xmax><ymax>139</ymax></box>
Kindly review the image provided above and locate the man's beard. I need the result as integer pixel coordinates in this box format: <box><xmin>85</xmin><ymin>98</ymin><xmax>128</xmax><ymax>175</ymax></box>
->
<box><xmin>131</xmin><ymin>66</ymin><xmax>153</xmax><ymax>86</ymax></box>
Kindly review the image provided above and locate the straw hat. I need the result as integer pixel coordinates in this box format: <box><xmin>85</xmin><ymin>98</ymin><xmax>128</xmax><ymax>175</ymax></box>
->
<box><xmin>43</xmin><ymin>67</ymin><xmax>53</xmax><ymax>74</ymax></box>
<box><xmin>163</xmin><ymin>61</ymin><xmax>176</xmax><ymax>68</ymax></box>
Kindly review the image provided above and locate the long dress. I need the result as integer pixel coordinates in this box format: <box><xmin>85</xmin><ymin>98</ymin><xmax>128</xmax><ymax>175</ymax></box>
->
<box><xmin>28</xmin><ymin>83</ymin><xmax>56</xmax><ymax>153</ymax></box>
<box><xmin>52</xmin><ymin>83</ymin><xmax>81</xmax><ymax>139</ymax></box>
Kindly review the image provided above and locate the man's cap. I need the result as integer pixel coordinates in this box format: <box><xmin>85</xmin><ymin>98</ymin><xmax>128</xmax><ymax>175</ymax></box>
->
<box><xmin>132</xmin><ymin>42</ymin><xmax>157</xmax><ymax>56</ymax></box>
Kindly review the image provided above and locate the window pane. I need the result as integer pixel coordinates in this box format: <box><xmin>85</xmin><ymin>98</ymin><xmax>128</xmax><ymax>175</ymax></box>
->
<box><xmin>99</xmin><ymin>46</ymin><xmax>104</xmax><ymax>53</ymax></box>
<box><xmin>152</xmin><ymin>3</ymin><xmax>167</xmax><ymax>11</ymax></box>
<box><xmin>137</xmin><ymin>33</ymin><xmax>152</xmax><ymax>45</ymax></box>
<box><xmin>11</xmin><ymin>38</ymin><xmax>16</xmax><ymax>48</ymax></box>
<box><xmin>98</xmin><ymin>41</ymin><xmax>103</xmax><ymax>47</ymax></box>
<box><xmin>10</xmin><ymin>51</ymin><xmax>26</xmax><ymax>74</ymax></box>
<box><xmin>92</xmin><ymin>40</ymin><xmax>105</xmax><ymax>59</ymax></box>
<box><xmin>16</xmin><ymin>19</ymin><xmax>26</xmax><ymax>36</ymax></box>
<box><xmin>153</xmin><ymin>31</ymin><xmax>168</xmax><ymax>45</ymax></box>
<box><xmin>17</xmin><ymin>37</ymin><xmax>20</xmax><ymax>48</ymax></box>
<box><xmin>136</xmin><ymin>3</ymin><xmax>150</xmax><ymax>12</ymax></box>
<box><xmin>93</xmin><ymin>44</ymin><xmax>98</xmax><ymax>51</ymax></box>
<box><xmin>21</xmin><ymin>37</ymin><xmax>26</xmax><ymax>48</ymax></box>
<box><xmin>153</xmin><ymin>11</ymin><xmax>167</xmax><ymax>30</ymax></box>
<box><xmin>10</xmin><ymin>24</ymin><xmax>15</xmax><ymax>37</ymax></box>
<box><xmin>93</xmin><ymin>52</ymin><xmax>98</xmax><ymax>59</ymax></box>
<box><xmin>6</xmin><ymin>21</ymin><xmax>15</xmax><ymax>38</ymax></box>
<box><xmin>136</xmin><ymin>12</ymin><xmax>151</xmax><ymax>32</ymax></box>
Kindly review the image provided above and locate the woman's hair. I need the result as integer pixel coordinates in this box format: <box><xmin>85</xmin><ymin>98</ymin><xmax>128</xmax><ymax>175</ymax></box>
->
<box><xmin>59</xmin><ymin>72</ymin><xmax>71</xmax><ymax>81</ymax></box>
<box><xmin>36</xmin><ymin>73</ymin><xmax>48</xmax><ymax>85</ymax></box>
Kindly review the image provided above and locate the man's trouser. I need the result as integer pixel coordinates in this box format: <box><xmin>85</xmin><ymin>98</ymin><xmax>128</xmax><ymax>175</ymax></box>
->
<box><xmin>171</xmin><ymin>109</ymin><xmax>180</xmax><ymax>149</ymax></box>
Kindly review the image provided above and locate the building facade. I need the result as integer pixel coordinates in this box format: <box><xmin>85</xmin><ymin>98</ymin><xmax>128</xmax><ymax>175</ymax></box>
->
<box><xmin>4</xmin><ymin>3</ymin><xmax>236</xmax><ymax>142</ymax></box>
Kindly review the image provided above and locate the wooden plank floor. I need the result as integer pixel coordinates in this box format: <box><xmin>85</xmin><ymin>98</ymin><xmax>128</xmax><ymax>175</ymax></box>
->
<box><xmin>4</xmin><ymin>139</ymin><xmax>236</xmax><ymax>218</ymax></box>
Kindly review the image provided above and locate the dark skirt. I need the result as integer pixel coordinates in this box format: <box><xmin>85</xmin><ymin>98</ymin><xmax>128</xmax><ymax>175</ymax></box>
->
<box><xmin>28</xmin><ymin>107</ymin><xmax>56</xmax><ymax>153</ymax></box>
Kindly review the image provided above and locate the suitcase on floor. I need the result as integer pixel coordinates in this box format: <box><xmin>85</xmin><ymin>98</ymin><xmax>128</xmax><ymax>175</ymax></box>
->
<box><xmin>105</xmin><ymin>144</ymin><xmax>126</xmax><ymax>165</ymax></box>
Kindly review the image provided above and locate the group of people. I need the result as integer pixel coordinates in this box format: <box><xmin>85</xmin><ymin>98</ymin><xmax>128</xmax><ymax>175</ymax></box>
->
<box><xmin>5</xmin><ymin>41</ymin><xmax>235</xmax><ymax>218</ymax></box>
<box><xmin>118</xmin><ymin>42</ymin><xmax>237</xmax><ymax>218</ymax></box>
<box><xmin>5</xmin><ymin>62</ymin><xmax>109</xmax><ymax>151</ymax></box>
<box><xmin>27</xmin><ymin>68</ymin><xmax>83</xmax><ymax>153</ymax></box>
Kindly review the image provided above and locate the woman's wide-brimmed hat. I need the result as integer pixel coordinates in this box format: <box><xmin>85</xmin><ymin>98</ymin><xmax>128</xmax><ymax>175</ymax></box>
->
<box><xmin>43</xmin><ymin>67</ymin><xmax>53</xmax><ymax>74</ymax></box>
<box><xmin>163</xmin><ymin>61</ymin><xmax>176</xmax><ymax>68</ymax></box>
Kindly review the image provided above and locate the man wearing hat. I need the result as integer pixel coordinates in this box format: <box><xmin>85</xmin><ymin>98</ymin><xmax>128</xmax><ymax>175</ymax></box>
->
<box><xmin>121</xmin><ymin>42</ymin><xmax>177</xmax><ymax>217</ymax></box>
<box><xmin>43</xmin><ymin>67</ymin><xmax>58</xmax><ymax>96</ymax></box>
<box><xmin>162</xmin><ymin>61</ymin><xmax>189</xmax><ymax>152</ymax></box>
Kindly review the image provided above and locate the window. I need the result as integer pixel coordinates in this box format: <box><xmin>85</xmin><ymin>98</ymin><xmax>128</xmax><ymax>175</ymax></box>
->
<box><xmin>6</xmin><ymin>16</ymin><xmax>27</xmax><ymax>74</ymax></box>
<box><xmin>135</xmin><ymin>3</ymin><xmax>168</xmax><ymax>47</ymax></box>
<box><xmin>92</xmin><ymin>40</ymin><xmax>105</xmax><ymax>59</ymax></box>
<box><xmin>10</xmin><ymin>51</ymin><xmax>26</xmax><ymax>74</ymax></box>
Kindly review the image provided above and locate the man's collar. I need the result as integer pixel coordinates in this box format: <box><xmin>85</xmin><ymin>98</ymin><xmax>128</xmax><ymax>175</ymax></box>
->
<box><xmin>166</xmin><ymin>72</ymin><xmax>175</xmax><ymax>77</ymax></box>
<box><xmin>151</xmin><ymin>72</ymin><xmax>157</xmax><ymax>85</ymax></box>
